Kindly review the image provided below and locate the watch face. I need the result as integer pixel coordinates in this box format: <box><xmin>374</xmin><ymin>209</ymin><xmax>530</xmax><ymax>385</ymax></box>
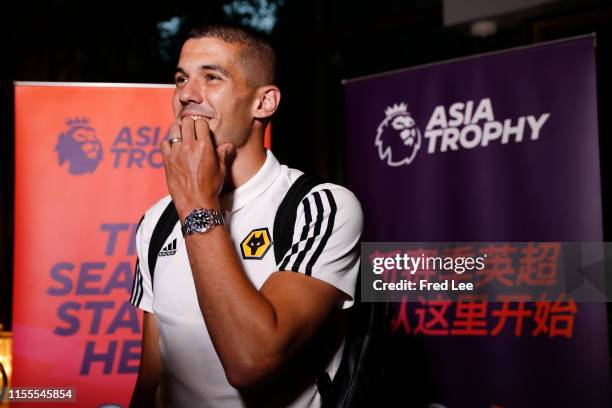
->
<box><xmin>183</xmin><ymin>208</ymin><xmax>223</xmax><ymax>237</ymax></box>
<box><xmin>189</xmin><ymin>210</ymin><xmax>212</xmax><ymax>232</ymax></box>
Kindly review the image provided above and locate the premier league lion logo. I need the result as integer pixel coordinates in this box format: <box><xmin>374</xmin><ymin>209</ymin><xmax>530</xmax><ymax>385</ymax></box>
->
<box><xmin>375</xmin><ymin>103</ymin><xmax>421</xmax><ymax>167</ymax></box>
<box><xmin>55</xmin><ymin>118</ymin><xmax>103</xmax><ymax>175</ymax></box>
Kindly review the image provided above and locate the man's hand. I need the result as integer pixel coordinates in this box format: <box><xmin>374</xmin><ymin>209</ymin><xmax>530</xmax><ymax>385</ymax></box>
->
<box><xmin>161</xmin><ymin>117</ymin><xmax>234</xmax><ymax>219</ymax></box>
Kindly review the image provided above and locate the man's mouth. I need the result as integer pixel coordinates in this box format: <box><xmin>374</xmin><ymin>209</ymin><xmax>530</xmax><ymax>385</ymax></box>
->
<box><xmin>179</xmin><ymin>111</ymin><xmax>213</xmax><ymax>122</ymax></box>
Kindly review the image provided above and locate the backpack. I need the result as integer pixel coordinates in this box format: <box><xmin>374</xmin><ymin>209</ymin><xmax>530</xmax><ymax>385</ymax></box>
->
<box><xmin>144</xmin><ymin>174</ymin><xmax>388</xmax><ymax>407</ymax></box>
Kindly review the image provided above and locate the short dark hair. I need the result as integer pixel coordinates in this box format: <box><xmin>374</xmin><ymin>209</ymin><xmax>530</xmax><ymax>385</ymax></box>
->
<box><xmin>187</xmin><ymin>25</ymin><xmax>276</xmax><ymax>87</ymax></box>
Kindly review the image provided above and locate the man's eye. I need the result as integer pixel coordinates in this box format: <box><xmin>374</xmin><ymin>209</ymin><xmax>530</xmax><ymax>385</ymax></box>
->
<box><xmin>175</xmin><ymin>76</ymin><xmax>187</xmax><ymax>85</ymax></box>
<box><xmin>205</xmin><ymin>74</ymin><xmax>220</xmax><ymax>81</ymax></box>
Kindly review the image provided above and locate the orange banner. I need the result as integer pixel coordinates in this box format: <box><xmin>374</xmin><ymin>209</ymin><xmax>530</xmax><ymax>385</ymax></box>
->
<box><xmin>13</xmin><ymin>83</ymin><xmax>174</xmax><ymax>407</ymax></box>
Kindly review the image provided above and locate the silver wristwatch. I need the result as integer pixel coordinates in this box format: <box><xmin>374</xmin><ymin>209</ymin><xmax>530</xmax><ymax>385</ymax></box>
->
<box><xmin>181</xmin><ymin>208</ymin><xmax>224</xmax><ymax>237</ymax></box>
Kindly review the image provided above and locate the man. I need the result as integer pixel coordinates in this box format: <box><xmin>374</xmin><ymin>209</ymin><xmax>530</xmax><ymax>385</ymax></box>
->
<box><xmin>130</xmin><ymin>25</ymin><xmax>363</xmax><ymax>407</ymax></box>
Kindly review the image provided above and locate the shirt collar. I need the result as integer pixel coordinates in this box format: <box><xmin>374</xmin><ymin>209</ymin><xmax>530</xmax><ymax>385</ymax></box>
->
<box><xmin>220</xmin><ymin>149</ymin><xmax>281</xmax><ymax>215</ymax></box>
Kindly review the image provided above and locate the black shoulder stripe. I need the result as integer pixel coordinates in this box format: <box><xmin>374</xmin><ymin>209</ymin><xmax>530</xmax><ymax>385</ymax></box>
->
<box><xmin>130</xmin><ymin>215</ymin><xmax>146</xmax><ymax>306</ymax></box>
<box><xmin>291</xmin><ymin>191</ymin><xmax>325</xmax><ymax>273</ymax></box>
<box><xmin>273</xmin><ymin>174</ymin><xmax>322</xmax><ymax>265</ymax></box>
<box><xmin>279</xmin><ymin>197</ymin><xmax>313</xmax><ymax>270</ymax></box>
<box><xmin>130</xmin><ymin>261</ymin><xmax>142</xmax><ymax>305</ymax></box>
<box><xmin>148</xmin><ymin>201</ymin><xmax>179</xmax><ymax>284</ymax></box>
<box><xmin>129</xmin><ymin>260</ymin><xmax>138</xmax><ymax>304</ymax></box>
<box><xmin>304</xmin><ymin>189</ymin><xmax>337</xmax><ymax>275</ymax></box>
<box><xmin>135</xmin><ymin>269</ymin><xmax>144</xmax><ymax>307</ymax></box>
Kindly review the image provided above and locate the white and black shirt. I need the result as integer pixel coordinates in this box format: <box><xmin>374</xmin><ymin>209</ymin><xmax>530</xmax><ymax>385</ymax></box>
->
<box><xmin>130</xmin><ymin>150</ymin><xmax>363</xmax><ymax>408</ymax></box>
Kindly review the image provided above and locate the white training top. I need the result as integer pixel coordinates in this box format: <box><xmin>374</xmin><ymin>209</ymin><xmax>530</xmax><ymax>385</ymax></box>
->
<box><xmin>130</xmin><ymin>150</ymin><xmax>363</xmax><ymax>408</ymax></box>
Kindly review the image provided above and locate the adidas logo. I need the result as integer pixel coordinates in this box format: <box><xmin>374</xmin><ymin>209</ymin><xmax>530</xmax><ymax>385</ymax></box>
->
<box><xmin>159</xmin><ymin>238</ymin><xmax>177</xmax><ymax>257</ymax></box>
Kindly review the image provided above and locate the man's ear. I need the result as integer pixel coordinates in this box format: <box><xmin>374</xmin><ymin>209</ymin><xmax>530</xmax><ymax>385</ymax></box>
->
<box><xmin>252</xmin><ymin>86</ymin><xmax>281</xmax><ymax>119</ymax></box>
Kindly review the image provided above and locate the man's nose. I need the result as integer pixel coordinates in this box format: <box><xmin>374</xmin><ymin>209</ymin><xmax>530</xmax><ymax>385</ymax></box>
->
<box><xmin>178</xmin><ymin>78</ymin><xmax>204</xmax><ymax>105</ymax></box>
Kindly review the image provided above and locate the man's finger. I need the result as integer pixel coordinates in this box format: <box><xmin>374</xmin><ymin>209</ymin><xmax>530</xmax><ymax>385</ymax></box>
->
<box><xmin>181</xmin><ymin>117</ymin><xmax>196</xmax><ymax>145</ymax></box>
<box><xmin>161</xmin><ymin>139</ymin><xmax>172</xmax><ymax>157</ymax></box>
<box><xmin>162</xmin><ymin>123</ymin><xmax>181</xmax><ymax>156</ymax></box>
<box><xmin>168</xmin><ymin>123</ymin><xmax>181</xmax><ymax>141</ymax></box>
<box><xmin>194</xmin><ymin>117</ymin><xmax>214</xmax><ymax>148</ymax></box>
<box><xmin>165</xmin><ymin>123</ymin><xmax>182</xmax><ymax>147</ymax></box>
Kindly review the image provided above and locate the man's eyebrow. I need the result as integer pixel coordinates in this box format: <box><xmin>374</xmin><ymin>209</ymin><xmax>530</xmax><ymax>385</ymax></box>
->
<box><xmin>200</xmin><ymin>64</ymin><xmax>230</xmax><ymax>77</ymax></box>
<box><xmin>174</xmin><ymin>65</ymin><xmax>231</xmax><ymax>77</ymax></box>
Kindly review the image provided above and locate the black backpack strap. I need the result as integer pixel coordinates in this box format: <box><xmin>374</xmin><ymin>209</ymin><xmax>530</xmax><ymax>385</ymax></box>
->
<box><xmin>273</xmin><ymin>173</ymin><xmax>323</xmax><ymax>265</ymax></box>
<box><xmin>328</xmin><ymin>291</ymin><xmax>390</xmax><ymax>408</ymax></box>
<box><xmin>274</xmin><ymin>173</ymin><xmax>347</xmax><ymax>403</ymax></box>
<box><xmin>147</xmin><ymin>200</ymin><xmax>180</xmax><ymax>282</ymax></box>
<box><xmin>271</xmin><ymin>175</ymin><xmax>390</xmax><ymax>408</ymax></box>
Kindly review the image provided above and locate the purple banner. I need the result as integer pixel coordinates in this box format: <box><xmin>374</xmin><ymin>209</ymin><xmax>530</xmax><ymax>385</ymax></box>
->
<box><xmin>345</xmin><ymin>36</ymin><xmax>610</xmax><ymax>407</ymax></box>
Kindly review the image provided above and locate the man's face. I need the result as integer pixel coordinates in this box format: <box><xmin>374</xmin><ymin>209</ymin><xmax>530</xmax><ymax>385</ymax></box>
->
<box><xmin>173</xmin><ymin>37</ymin><xmax>255</xmax><ymax>147</ymax></box>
